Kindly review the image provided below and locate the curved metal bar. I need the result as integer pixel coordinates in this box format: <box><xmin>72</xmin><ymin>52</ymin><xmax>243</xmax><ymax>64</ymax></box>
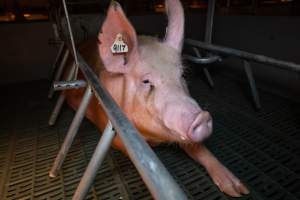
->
<box><xmin>185</xmin><ymin>38</ymin><xmax>300</xmax><ymax>72</ymax></box>
<box><xmin>183</xmin><ymin>54</ymin><xmax>221</xmax><ymax>64</ymax></box>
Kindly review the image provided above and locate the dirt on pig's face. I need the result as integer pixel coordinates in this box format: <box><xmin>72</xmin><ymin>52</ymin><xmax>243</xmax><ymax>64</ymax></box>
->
<box><xmin>98</xmin><ymin>0</ymin><xmax>212</xmax><ymax>144</ymax></box>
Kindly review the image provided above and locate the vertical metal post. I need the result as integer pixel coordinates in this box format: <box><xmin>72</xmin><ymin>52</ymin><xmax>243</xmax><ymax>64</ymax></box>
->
<box><xmin>52</xmin><ymin>23</ymin><xmax>60</xmax><ymax>40</ymax></box>
<box><xmin>48</xmin><ymin>47</ymin><xmax>69</xmax><ymax>99</ymax></box>
<box><xmin>205</xmin><ymin>0</ymin><xmax>216</xmax><ymax>44</ymax></box>
<box><xmin>48</xmin><ymin>63</ymin><xmax>76</xmax><ymax>126</ymax></box>
<box><xmin>62</xmin><ymin>0</ymin><xmax>79</xmax><ymax>79</ymax></box>
<box><xmin>243</xmin><ymin>60</ymin><xmax>261</xmax><ymax>109</ymax></box>
<box><xmin>201</xmin><ymin>0</ymin><xmax>216</xmax><ymax>88</ymax></box>
<box><xmin>72</xmin><ymin>122</ymin><xmax>116</xmax><ymax>200</ymax></box>
<box><xmin>49</xmin><ymin>85</ymin><xmax>93</xmax><ymax>177</ymax></box>
<box><xmin>193</xmin><ymin>47</ymin><xmax>214</xmax><ymax>88</ymax></box>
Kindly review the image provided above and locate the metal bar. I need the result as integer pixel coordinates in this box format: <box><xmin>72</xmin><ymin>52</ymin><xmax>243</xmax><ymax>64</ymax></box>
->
<box><xmin>48</xmin><ymin>63</ymin><xmax>76</xmax><ymax>126</ymax></box>
<box><xmin>76</xmin><ymin>53</ymin><xmax>188</xmax><ymax>200</ymax></box>
<box><xmin>62</xmin><ymin>0</ymin><xmax>79</xmax><ymax>78</ymax></box>
<box><xmin>244</xmin><ymin>60</ymin><xmax>261</xmax><ymax>109</ymax></box>
<box><xmin>48</xmin><ymin>92</ymin><xmax>66</xmax><ymax>126</ymax></box>
<box><xmin>48</xmin><ymin>48</ymin><xmax>69</xmax><ymax>98</ymax></box>
<box><xmin>205</xmin><ymin>0</ymin><xmax>216</xmax><ymax>44</ymax></box>
<box><xmin>72</xmin><ymin>122</ymin><xmax>116</xmax><ymax>200</ymax></box>
<box><xmin>53</xmin><ymin>80</ymin><xmax>87</xmax><ymax>91</ymax></box>
<box><xmin>185</xmin><ymin>38</ymin><xmax>300</xmax><ymax>72</ymax></box>
<box><xmin>192</xmin><ymin>47</ymin><xmax>215</xmax><ymax>87</ymax></box>
<box><xmin>52</xmin><ymin>23</ymin><xmax>60</xmax><ymax>40</ymax></box>
<box><xmin>203</xmin><ymin>67</ymin><xmax>214</xmax><ymax>88</ymax></box>
<box><xmin>49</xmin><ymin>85</ymin><xmax>93</xmax><ymax>177</ymax></box>
<box><xmin>183</xmin><ymin>54</ymin><xmax>221</xmax><ymax>64</ymax></box>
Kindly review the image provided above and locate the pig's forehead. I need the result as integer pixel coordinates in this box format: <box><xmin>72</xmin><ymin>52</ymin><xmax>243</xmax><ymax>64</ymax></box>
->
<box><xmin>137</xmin><ymin>36</ymin><xmax>182</xmax><ymax>77</ymax></box>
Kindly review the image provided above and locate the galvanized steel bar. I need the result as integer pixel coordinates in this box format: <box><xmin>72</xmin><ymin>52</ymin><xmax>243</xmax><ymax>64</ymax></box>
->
<box><xmin>76</xmin><ymin>53</ymin><xmax>188</xmax><ymax>200</ymax></box>
<box><xmin>183</xmin><ymin>54</ymin><xmax>221</xmax><ymax>64</ymax></box>
<box><xmin>72</xmin><ymin>122</ymin><xmax>116</xmax><ymax>200</ymax></box>
<box><xmin>62</xmin><ymin>0</ymin><xmax>79</xmax><ymax>78</ymax></box>
<box><xmin>244</xmin><ymin>60</ymin><xmax>261</xmax><ymax>109</ymax></box>
<box><xmin>48</xmin><ymin>63</ymin><xmax>76</xmax><ymax>126</ymax></box>
<box><xmin>53</xmin><ymin>80</ymin><xmax>87</xmax><ymax>91</ymax></box>
<box><xmin>185</xmin><ymin>38</ymin><xmax>300</xmax><ymax>72</ymax></box>
<box><xmin>49</xmin><ymin>85</ymin><xmax>93</xmax><ymax>177</ymax></box>
<box><xmin>48</xmin><ymin>48</ymin><xmax>69</xmax><ymax>98</ymax></box>
<box><xmin>205</xmin><ymin>0</ymin><xmax>216</xmax><ymax>44</ymax></box>
<box><xmin>192</xmin><ymin>47</ymin><xmax>215</xmax><ymax>87</ymax></box>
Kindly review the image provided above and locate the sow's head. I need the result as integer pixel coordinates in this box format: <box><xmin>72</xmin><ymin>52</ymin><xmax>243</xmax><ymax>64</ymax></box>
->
<box><xmin>97</xmin><ymin>0</ymin><xmax>212</xmax><ymax>144</ymax></box>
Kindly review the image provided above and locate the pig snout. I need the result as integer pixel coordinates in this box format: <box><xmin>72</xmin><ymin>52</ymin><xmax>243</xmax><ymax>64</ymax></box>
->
<box><xmin>187</xmin><ymin>111</ymin><xmax>212</xmax><ymax>142</ymax></box>
<box><xmin>162</xmin><ymin>100</ymin><xmax>213</xmax><ymax>143</ymax></box>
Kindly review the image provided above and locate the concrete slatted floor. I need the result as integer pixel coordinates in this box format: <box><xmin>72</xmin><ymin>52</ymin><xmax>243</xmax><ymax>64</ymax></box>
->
<box><xmin>0</xmin><ymin>73</ymin><xmax>299</xmax><ymax>200</ymax></box>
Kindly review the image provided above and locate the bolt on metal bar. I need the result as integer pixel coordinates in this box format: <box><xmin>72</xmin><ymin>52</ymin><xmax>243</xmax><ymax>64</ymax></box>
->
<box><xmin>49</xmin><ymin>85</ymin><xmax>93</xmax><ymax>177</ymax></box>
<box><xmin>48</xmin><ymin>48</ymin><xmax>69</xmax><ymax>98</ymax></box>
<box><xmin>48</xmin><ymin>63</ymin><xmax>76</xmax><ymax>126</ymax></box>
<box><xmin>53</xmin><ymin>80</ymin><xmax>87</xmax><ymax>91</ymax></box>
<box><xmin>62</xmin><ymin>0</ymin><xmax>79</xmax><ymax>79</ymax></box>
<box><xmin>76</xmin><ymin>53</ymin><xmax>187</xmax><ymax>200</ymax></box>
<box><xmin>72</xmin><ymin>121</ymin><xmax>116</xmax><ymax>200</ymax></box>
<box><xmin>185</xmin><ymin>38</ymin><xmax>300</xmax><ymax>72</ymax></box>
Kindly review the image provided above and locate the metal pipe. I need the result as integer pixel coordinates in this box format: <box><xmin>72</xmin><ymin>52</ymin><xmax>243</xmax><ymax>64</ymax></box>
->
<box><xmin>72</xmin><ymin>122</ymin><xmax>116</xmax><ymax>200</ymax></box>
<box><xmin>185</xmin><ymin>38</ymin><xmax>300</xmax><ymax>72</ymax></box>
<box><xmin>191</xmin><ymin>47</ymin><xmax>216</xmax><ymax>87</ymax></box>
<box><xmin>183</xmin><ymin>54</ymin><xmax>221</xmax><ymax>64</ymax></box>
<box><xmin>49</xmin><ymin>85</ymin><xmax>93</xmax><ymax>177</ymax></box>
<box><xmin>62</xmin><ymin>0</ymin><xmax>79</xmax><ymax>78</ymax></box>
<box><xmin>48</xmin><ymin>92</ymin><xmax>66</xmax><ymax>126</ymax></box>
<box><xmin>48</xmin><ymin>63</ymin><xmax>76</xmax><ymax>126</ymax></box>
<box><xmin>48</xmin><ymin>48</ymin><xmax>69</xmax><ymax>99</ymax></box>
<box><xmin>205</xmin><ymin>0</ymin><xmax>216</xmax><ymax>44</ymax></box>
<box><xmin>244</xmin><ymin>60</ymin><xmax>261</xmax><ymax>109</ymax></box>
<box><xmin>53</xmin><ymin>80</ymin><xmax>87</xmax><ymax>91</ymax></box>
<box><xmin>77</xmin><ymin>53</ymin><xmax>188</xmax><ymax>200</ymax></box>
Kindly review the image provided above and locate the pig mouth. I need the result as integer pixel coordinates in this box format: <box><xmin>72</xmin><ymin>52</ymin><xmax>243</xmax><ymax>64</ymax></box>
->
<box><xmin>187</xmin><ymin>111</ymin><xmax>212</xmax><ymax>143</ymax></box>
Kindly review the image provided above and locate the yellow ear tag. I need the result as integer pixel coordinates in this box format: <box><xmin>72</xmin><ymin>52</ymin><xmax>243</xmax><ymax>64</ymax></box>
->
<box><xmin>111</xmin><ymin>33</ymin><xmax>129</xmax><ymax>54</ymax></box>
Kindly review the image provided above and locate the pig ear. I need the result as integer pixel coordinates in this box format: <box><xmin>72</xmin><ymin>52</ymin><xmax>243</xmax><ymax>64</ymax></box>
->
<box><xmin>164</xmin><ymin>0</ymin><xmax>185</xmax><ymax>52</ymax></box>
<box><xmin>98</xmin><ymin>1</ymin><xmax>139</xmax><ymax>74</ymax></box>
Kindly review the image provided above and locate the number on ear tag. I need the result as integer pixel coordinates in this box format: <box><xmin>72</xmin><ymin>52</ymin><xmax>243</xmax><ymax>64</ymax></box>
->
<box><xmin>111</xmin><ymin>33</ymin><xmax>129</xmax><ymax>54</ymax></box>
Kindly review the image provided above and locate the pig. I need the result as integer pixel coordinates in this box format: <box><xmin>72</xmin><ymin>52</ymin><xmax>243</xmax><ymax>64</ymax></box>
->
<box><xmin>66</xmin><ymin>0</ymin><xmax>249</xmax><ymax>197</ymax></box>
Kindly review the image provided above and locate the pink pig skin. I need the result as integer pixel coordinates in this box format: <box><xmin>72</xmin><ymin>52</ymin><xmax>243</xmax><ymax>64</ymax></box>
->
<box><xmin>65</xmin><ymin>0</ymin><xmax>249</xmax><ymax>197</ymax></box>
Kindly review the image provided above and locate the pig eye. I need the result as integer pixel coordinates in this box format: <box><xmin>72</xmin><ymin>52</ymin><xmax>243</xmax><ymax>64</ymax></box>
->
<box><xmin>143</xmin><ymin>79</ymin><xmax>150</xmax><ymax>84</ymax></box>
<box><xmin>142</xmin><ymin>79</ymin><xmax>154</xmax><ymax>94</ymax></box>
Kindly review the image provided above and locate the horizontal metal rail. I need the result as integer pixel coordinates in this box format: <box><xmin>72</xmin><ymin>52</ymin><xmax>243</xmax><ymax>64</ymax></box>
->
<box><xmin>183</xmin><ymin>54</ymin><xmax>221</xmax><ymax>64</ymax></box>
<box><xmin>75</xmin><ymin>52</ymin><xmax>187</xmax><ymax>200</ymax></box>
<box><xmin>53</xmin><ymin>80</ymin><xmax>87</xmax><ymax>91</ymax></box>
<box><xmin>185</xmin><ymin>38</ymin><xmax>300</xmax><ymax>72</ymax></box>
